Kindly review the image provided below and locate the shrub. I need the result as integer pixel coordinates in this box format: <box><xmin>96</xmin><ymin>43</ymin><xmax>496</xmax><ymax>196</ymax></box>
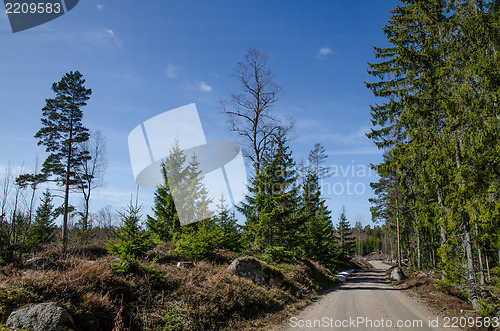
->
<box><xmin>262</xmin><ymin>246</ymin><xmax>297</xmax><ymax>263</ymax></box>
<box><xmin>107</xmin><ymin>202</ymin><xmax>152</xmax><ymax>269</ymax></box>
<box><xmin>173</xmin><ymin>220</ymin><xmax>219</xmax><ymax>258</ymax></box>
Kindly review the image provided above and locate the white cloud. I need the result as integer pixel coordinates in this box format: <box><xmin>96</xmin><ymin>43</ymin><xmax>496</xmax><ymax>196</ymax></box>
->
<box><xmin>85</xmin><ymin>28</ymin><xmax>123</xmax><ymax>48</ymax></box>
<box><xmin>199</xmin><ymin>81</ymin><xmax>213</xmax><ymax>92</ymax></box>
<box><xmin>96</xmin><ymin>4</ymin><xmax>105</xmax><ymax>11</ymax></box>
<box><xmin>166</xmin><ymin>64</ymin><xmax>179</xmax><ymax>79</ymax></box>
<box><xmin>317</xmin><ymin>46</ymin><xmax>333</xmax><ymax>59</ymax></box>
<box><xmin>103</xmin><ymin>29</ymin><xmax>123</xmax><ymax>47</ymax></box>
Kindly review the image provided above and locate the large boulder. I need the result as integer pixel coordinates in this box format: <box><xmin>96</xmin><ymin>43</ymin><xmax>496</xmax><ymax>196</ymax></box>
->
<box><xmin>6</xmin><ymin>302</ymin><xmax>75</xmax><ymax>331</ymax></box>
<box><xmin>390</xmin><ymin>267</ymin><xmax>407</xmax><ymax>281</ymax></box>
<box><xmin>227</xmin><ymin>256</ymin><xmax>282</xmax><ymax>287</ymax></box>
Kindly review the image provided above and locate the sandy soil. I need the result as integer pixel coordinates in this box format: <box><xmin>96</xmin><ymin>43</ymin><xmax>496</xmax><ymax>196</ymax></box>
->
<box><xmin>282</xmin><ymin>260</ymin><xmax>450</xmax><ymax>330</ymax></box>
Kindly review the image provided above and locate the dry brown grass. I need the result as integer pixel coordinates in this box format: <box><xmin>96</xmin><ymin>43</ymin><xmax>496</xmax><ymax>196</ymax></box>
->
<box><xmin>396</xmin><ymin>272</ymin><xmax>484</xmax><ymax>331</ymax></box>
<box><xmin>0</xmin><ymin>247</ymin><xmax>339</xmax><ymax>331</ymax></box>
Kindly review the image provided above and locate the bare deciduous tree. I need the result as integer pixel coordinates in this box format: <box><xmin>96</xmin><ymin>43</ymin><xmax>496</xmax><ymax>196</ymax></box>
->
<box><xmin>74</xmin><ymin>130</ymin><xmax>107</xmax><ymax>243</ymax></box>
<box><xmin>1</xmin><ymin>162</ymin><xmax>43</xmax><ymax>260</ymax></box>
<box><xmin>222</xmin><ymin>47</ymin><xmax>290</xmax><ymax>173</ymax></box>
<box><xmin>94</xmin><ymin>206</ymin><xmax>116</xmax><ymax>241</ymax></box>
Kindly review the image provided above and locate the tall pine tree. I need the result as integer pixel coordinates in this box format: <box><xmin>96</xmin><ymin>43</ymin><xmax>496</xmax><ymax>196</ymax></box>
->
<box><xmin>34</xmin><ymin>71</ymin><xmax>92</xmax><ymax>251</ymax></box>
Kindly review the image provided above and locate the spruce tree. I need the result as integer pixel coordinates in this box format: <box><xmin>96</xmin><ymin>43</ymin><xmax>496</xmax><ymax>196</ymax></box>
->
<box><xmin>365</xmin><ymin>0</ymin><xmax>500</xmax><ymax>308</ymax></box>
<box><xmin>148</xmin><ymin>140</ymin><xmax>219</xmax><ymax>258</ymax></box>
<box><xmin>174</xmin><ymin>218</ymin><xmax>219</xmax><ymax>258</ymax></box>
<box><xmin>108</xmin><ymin>202</ymin><xmax>151</xmax><ymax>265</ymax></box>
<box><xmin>28</xmin><ymin>190</ymin><xmax>56</xmax><ymax>246</ymax></box>
<box><xmin>335</xmin><ymin>207</ymin><xmax>355</xmax><ymax>259</ymax></box>
<box><xmin>240</xmin><ymin>128</ymin><xmax>300</xmax><ymax>254</ymax></box>
<box><xmin>147</xmin><ymin>142</ymin><xmax>184</xmax><ymax>242</ymax></box>
<box><xmin>214</xmin><ymin>195</ymin><xmax>242</xmax><ymax>252</ymax></box>
<box><xmin>308</xmin><ymin>143</ymin><xmax>331</xmax><ymax>180</ymax></box>
<box><xmin>184</xmin><ymin>154</ymin><xmax>213</xmax><ymax>223</ymax></box>
<box><xmin>300</xmin><ymin>168</ymin><xmax>336</xmax><ymax>267</ymax></box>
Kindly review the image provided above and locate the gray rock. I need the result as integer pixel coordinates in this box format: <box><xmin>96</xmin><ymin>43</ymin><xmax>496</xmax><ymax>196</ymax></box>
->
<box><xmin>227</xmin><ymin>256</ymin><xmax>282</xmax><ymax>287</ymax></box>
<box><xmin>25</xmin><ymin>257</ymin><xmax>54</xmax><ymax>270</ymax></box>
<box><xmin>390</xmin><ymin>267</ymin><xmax>407</xmax><ymax>281</ymax></box>
<box><xmin>177</xmin><ymin>261</ymin><xmax>193</xmax><ymax>268</ymax></box>
<box><xmin>6</xmin><ymin>302</ymin><xmax>75</xmax><ymax>331</ymax></box>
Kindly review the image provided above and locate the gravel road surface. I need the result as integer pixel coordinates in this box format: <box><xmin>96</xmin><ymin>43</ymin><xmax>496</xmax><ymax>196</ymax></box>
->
<box><xmin>285</xmin><ymin>260</ymin><xmax>446</xmax><ymax>330</ymax></box>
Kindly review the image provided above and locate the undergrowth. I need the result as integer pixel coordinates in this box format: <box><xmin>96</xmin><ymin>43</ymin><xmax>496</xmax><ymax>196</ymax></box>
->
<box><xmin>0</xmin><ymin>242</ymin><xmax>340</xmax><ymax>330</ymax></box>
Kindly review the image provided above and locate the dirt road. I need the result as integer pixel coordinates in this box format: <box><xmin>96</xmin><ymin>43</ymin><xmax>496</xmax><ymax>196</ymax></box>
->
<box><xmin>285</xmin><ymin>260</ymin><xmax>446</xmax><ymax>330</ymax></box>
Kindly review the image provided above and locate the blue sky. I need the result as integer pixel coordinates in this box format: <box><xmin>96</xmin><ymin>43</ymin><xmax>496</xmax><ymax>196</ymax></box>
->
<box><xmin>0</xmin><ymin>0</ymin><xmax>398</xmax><ymax>227</ymax></box>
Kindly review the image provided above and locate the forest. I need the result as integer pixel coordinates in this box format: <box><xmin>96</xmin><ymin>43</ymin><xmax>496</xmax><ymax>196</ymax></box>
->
<box><xmin>367</xmin><ymin>0</ymin><xmax>500</xmax><ymax>313</ymax></box>
<box><xmin>0</xmin><ymin>50</ymin><xmax>369</xmax><ymax>330</ymax></box>
<box><xmin>0</xmin><ymin>0</ymin><xmax>499</xmax><ymax>329</ymax></box>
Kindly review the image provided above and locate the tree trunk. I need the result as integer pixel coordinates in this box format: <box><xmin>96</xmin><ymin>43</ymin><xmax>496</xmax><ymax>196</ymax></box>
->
<box><xmin>390</xmin><ymin>237</ymin><xmax>393</xmax><ymax>262</ymax></box>
<box><xmin>430</xmin><ymin>234</ymin><xmax>436</xmax><ymax>268</ymax></box>
<box><xmin>63</xmin><ymin>109</ymin><xmax>75</xmax><ymax>253</ymax></box>
<box><xmin>432</xmin><ymin>247</ymin><xmax>436</xmax><ymax>268</ymax></box>
<box><xmin>474</xmin><ymin>223</ymin><xmax>485</xmax><ymax>285</ymax></box>
<box><xmin>82</xmin><ymin>192</ymin><xmax>90</xmax><ymax>244</ymax></box>
<box><xmin>463</xmin><ymin>212</ymin><xmax>479</xmax><ymax>309</ymax></box>
<box><xmin>63</xmin><ymin>159</ymin><xmax>71</xmax><ymax>252</ymax></box>
<box><xmin>478</xmin><ymin>247</ymin><xmax>485</xmax><ymax>285</ymax></box>
<box><xmin>358</xmin><ymin>229</ymin><xmax>361</xmax><ymax>257</ymax></box>
<box><xmin>440</xmin><ymin>223</ymin><xmax>447</xmax><ymax>280</ymax></box>
<box><xmin>485</xmin><ymin>254</ymin><xmax>491</xmax><ymax>283</ymax></box>
<box><xmin>417</xmin><ymin>228</ymin><xmax>421</xmax><ymax>270</ymax></box>
<box><xmin>395</xmin><ymin>186</ymin><xmax>401</xmax><ymax>268</ymax></box>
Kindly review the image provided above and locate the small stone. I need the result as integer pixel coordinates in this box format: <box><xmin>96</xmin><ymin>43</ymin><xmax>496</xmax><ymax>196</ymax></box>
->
<box><xmin>390</xmin><ymin>267</ymin><xmax>407</xmax><ymax>281</ymax></box>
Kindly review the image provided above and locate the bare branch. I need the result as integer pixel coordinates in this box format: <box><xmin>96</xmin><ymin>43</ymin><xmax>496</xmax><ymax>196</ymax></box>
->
<box><xmin>222</xmin><ymin>47</ymin><xmax>291</xmax><ymax>173</ymax></box>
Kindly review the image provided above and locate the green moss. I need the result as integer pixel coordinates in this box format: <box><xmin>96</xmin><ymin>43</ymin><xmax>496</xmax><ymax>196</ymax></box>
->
<box><xmin>258</xmin><ymin>259</ymin><xmax>285</xmax><ymax>279</ymax></box>
<box><xmin>0</xmin><ymin>287</ymin><xmax>34</xmax><ymax>322</ymax></box>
